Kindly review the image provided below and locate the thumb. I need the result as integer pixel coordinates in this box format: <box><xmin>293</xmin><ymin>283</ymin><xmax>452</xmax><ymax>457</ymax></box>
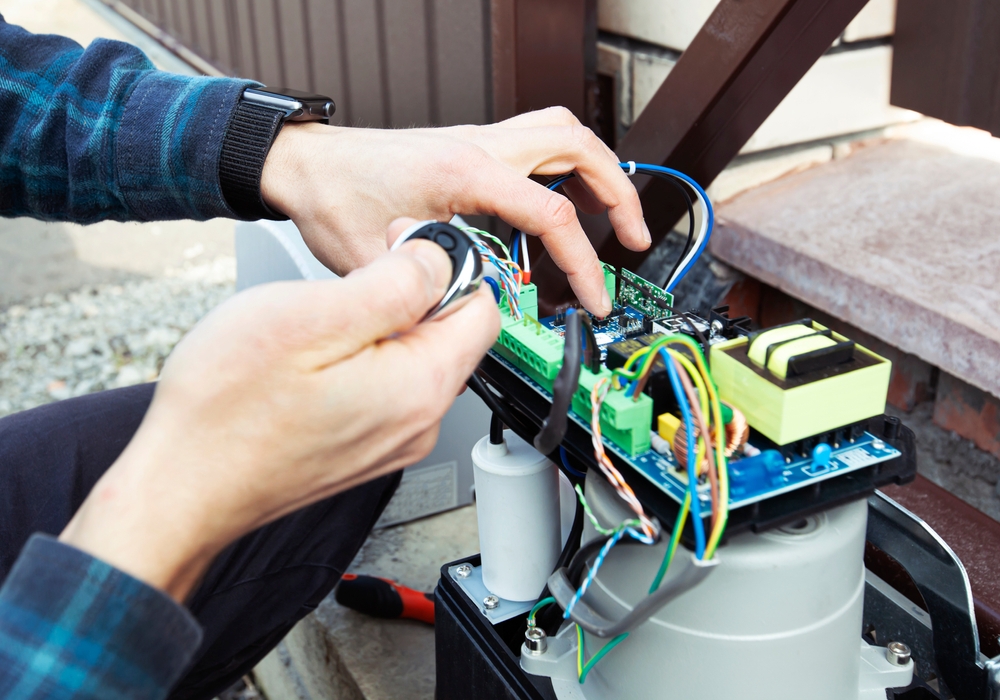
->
<box><xmin>296</xmin><ymin>238</ymin><xmax>454</xmax><ymax>365</ymax></box>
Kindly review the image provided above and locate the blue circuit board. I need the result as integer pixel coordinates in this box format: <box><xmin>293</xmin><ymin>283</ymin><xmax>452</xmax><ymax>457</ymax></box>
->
<box><xmin>490</xmin><ymin>310</ymin><xmax>902</xmax><ymax>510</ymax></box>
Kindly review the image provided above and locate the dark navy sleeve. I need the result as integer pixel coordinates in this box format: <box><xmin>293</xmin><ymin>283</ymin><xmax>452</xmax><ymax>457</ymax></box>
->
<box><xmin>0</xmin><ymin>14</ymin><xmax>259</xmax><ymax>223</ymax></box>
<box><xmin>0</xmin><ymin>535</ymin><xmax>203</xmax><ymax>700</ymax></box>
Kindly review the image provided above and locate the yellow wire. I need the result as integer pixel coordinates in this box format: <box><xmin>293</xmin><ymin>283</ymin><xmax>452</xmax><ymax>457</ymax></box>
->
<box><xmin>612</xmin><ymin>333</ymin><xmax>729</xmax><ymax>558</ymax></box>
<box><xmin>664</xmin><ymin>337</ymin><xmax>728</xmax><ymax>558</ymax></box>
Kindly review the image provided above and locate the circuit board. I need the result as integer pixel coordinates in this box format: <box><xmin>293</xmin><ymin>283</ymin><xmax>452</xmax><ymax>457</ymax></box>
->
<box><xmin>487</xmin><ymin>345</ymin><xmax>901</xmax><ymax>511</ymax></box>
<box><xmin>484</xmin><ymin>262</ymin><xmax>912</xmax><ymax>528</ymax></box>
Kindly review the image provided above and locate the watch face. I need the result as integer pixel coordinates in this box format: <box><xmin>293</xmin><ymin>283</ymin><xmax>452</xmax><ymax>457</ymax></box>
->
<box><xmin>249</xmin><ymin>87</ymin><xmax>331</xmax><ymax>102</ymax></box>
<box><xmin>245</xmin><ymin>87</ymin><xmax>336</xmax><ymax>120</ymax></box>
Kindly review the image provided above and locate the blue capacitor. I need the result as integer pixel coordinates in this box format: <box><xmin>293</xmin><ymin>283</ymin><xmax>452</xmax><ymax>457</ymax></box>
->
<box><xmin>811</xmin><ymin>443</ymin><xmax>833</xmax><ymax>473</ymax></box>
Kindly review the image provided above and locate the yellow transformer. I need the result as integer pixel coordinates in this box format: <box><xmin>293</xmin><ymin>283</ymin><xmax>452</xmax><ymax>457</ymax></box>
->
<box><xmin>710</xmin><ymin>320</ymin><xmax>891</xmax><ymax>446</ymax></box>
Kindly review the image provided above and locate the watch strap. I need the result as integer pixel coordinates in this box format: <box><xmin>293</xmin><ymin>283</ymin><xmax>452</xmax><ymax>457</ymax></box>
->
<box><xmin>219</xmin><ymin>101</ymin><xmax>289</xmax><ymax>221</ymax></box>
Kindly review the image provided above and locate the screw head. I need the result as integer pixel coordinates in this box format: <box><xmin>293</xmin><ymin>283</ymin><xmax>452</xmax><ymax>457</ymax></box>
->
<box><xmin>872</xmin><ymin>439</ymin><xmax>886</xmax><ymax>451</ymax></box>
<box><xmin>483</xmin><ymin>595</ymin><xmax>500</xmax><ymax>610</ymax></box>
<box><xmin>524</xmin><ymin>626</ymin><xmax>548</xmax><ymax>655</ymax></box>
<box><xmin>886</xmin><ymin>641</ymin><xmax>911</xmax><ymax>666</ymax></box>
<box><xmin>455</xmin><ymin>564</ymin><xmax>472</xmax><ymax>579</ymax></box>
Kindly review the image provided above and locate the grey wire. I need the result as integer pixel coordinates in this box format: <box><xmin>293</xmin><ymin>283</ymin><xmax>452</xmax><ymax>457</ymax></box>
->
<box><xmin>547</xmin><ymin>552</ymin><xmax>717</xmax><ymax>638</ymax></box>
<box><xmin>534</xmin><ymin>310</ymin><xmax>582</xmax><ymax>454</ymax></box>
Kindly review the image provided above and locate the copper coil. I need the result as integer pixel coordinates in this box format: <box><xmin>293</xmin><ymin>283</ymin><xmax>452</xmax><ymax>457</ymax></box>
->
<box><xmin>671</xmin><ymin>406</ymin><xmax>750</xmax><ymax>469</ymax></box>
<box><xmin>671</xmin><ymin>421</ymin><xmax>701</xmax><ymax>471</ymax></box>
<box><xmin>726</xmin><ymin>406</ymin><xmax>750</xmax><ymax>457</ymax></box>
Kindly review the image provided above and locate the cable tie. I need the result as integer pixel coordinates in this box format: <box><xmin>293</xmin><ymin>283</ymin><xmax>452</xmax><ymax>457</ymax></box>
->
<box><xmin>626</xmin><ymin>161</ymin><xmax>636</xmax><ymax>176</ymax></box>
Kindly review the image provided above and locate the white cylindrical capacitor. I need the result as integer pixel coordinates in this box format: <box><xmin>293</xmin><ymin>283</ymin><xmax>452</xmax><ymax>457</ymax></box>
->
<box><xmin>472</xmin><ymin>431</ymin><xmax>562</xmax><ymax>602</ymax></box>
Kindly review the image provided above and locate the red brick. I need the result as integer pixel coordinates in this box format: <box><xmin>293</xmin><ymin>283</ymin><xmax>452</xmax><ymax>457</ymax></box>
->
<box><xmin>933</xmin><ymin>373</ymin><xmax>1000</xmax><ymax>460</ymax></box>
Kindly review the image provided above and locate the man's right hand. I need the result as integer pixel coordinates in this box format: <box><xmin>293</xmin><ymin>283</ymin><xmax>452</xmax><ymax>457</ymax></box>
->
<box><xmin>59</xmin><ymin>218</ymin><xmax>500</xmax><ymax>602</ymax></box>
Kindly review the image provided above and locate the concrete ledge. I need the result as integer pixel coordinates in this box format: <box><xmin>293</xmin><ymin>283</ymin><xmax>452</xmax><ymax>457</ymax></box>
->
<box><xmin>253</xmin><ymin>506</ymin><xmax>480</xmax><ymax>700</ymax></box>
<box><xmin>711</xmin><ymin>135</ymin><xmax>1000</xmax><ymax>402</ymax></box>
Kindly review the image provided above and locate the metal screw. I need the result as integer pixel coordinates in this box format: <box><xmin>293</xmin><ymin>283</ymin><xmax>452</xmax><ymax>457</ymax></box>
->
<box><xmin>886</xmin><ymin>641</ymin><xmax>911</xmax><ymax>666</ymax></box>
<box><xmin>455</xmin><ymin>564</ymin><xmax>472</xmax><ymax>579</ymax></box>
<box><xmin>483</xmin><ymin>595</ymin><xmax>500</xmax><ymax>610</ymax></box>
<box><xmin>524</xmin><ymin>626</ymin><xmax>548</xmax><ymax>655</ymax></box>
<box><xmin>872</xmin><ymin>439</ymin><xmax>886</xmax><ymax>451</ymax></box>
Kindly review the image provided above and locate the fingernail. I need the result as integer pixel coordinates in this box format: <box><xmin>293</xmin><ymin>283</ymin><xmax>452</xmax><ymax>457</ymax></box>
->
<box><xmin>406</xmin><ymin>240</ymin><xmax>451</xmax><ymax>295</ymax></box>
<box><xmin>601</xmin><ymin>286</ymin><xmax>612</xmax><ymax>316</ymax></box>
<box><xmin>642</xmin><ymin>220</ymin><xmax>652</xmax><ymax>245</ymax></box>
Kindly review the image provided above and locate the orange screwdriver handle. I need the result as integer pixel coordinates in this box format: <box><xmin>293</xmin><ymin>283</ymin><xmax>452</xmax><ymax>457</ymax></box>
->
<box><xmin>336</xmin><ymin>573</ymin><xmax>435</xmax><ymax>625</ymax></box>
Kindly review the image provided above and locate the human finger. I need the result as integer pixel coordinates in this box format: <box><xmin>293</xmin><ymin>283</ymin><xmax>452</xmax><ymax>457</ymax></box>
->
<box><xmin>559</xmin><ymin>177</ymin><xmax>604</xmax><ymax>216</ymax></box>
<box><xmin>494</xmin><ymin>105</ymin><xmax>581</xmax><ymax>129</ymax></box>
<box><xmin>475</xmin><ymin>125</ymin><xmax>648</xmax><ymax>252</ymax></box>
<box><xmin>386</xmin><ymin>217</ymin><xmax>421</xmax><ymax>247</ymax></box>
<box><xmin>450</xmin><ymin>160</ymin><xmax>610</xmax><ymax>315</ymax></box>
<box><xmin>379</xmin><ymin>286</ymin><xmax>500</xmax><ymax>411</ymax></box>
<box><xmin>290</xmin><ymin>240</ymin><xmax>454</xmax><ymax>364</ymax></box>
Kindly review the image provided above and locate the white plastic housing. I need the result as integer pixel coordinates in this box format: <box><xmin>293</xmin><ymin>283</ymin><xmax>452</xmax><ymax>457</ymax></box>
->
<box><xmin>472</xmin><ymin>432</ymin><xmax>562</xmax><ymax>602</ymax></box>
<box><xmin>577</xmin><ymin>494</ymin><xmax>871</xmax><ymax>699</ymax></box>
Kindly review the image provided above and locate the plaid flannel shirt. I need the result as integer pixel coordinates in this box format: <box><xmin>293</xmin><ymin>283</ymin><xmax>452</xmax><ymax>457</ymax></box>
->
<box><xmin>0</xmin><ymin>13</ymin><xmax>256</xmax><ymax>222</ymax></box>
<box><xmin>0</xmin><ymin>536</ymin><xmax>202</xmax><ymax>699</ymax></box>
<box><xmin>0</xmin><ymin>14</ymin><xmax>264</xmax><ymax>697</ymax></box>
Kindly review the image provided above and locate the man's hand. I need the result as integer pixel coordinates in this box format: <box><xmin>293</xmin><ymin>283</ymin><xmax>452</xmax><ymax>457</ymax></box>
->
<box><xmin>59</xmin><ymin>220</ymin><xmax>499</xmax><ymax>602</ymax></box>
<box><xmin>260</xmin><ymin>107</ymin><xmax>648</xmax><ymax>317</ymax></box>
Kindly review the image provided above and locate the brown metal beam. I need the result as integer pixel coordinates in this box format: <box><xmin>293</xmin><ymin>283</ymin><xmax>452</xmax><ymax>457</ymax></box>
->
<box><xmin>531</xmin><ymin>0</ymin><xmax>871</xmax><ymax>309</ymax></box>
<box><xmin>489</xmin><ymin>0</ymin><xmax>598</xmax><ymax>124</ymax></box>
<box><xmin>891</xmin><ymin>0</ymin><xmax>1000</xmax><ymax>138</ymax></box>
<box><xmin>878</xmin><ymin>476</ymin><xmax>1000</xmax><ymax>660</ymax></box>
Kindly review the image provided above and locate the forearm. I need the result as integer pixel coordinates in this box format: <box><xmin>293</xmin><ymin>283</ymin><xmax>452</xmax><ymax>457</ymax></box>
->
<box><xmin>0</xmin><ymin>15</ymin><xmax>255</xmax><ymax>223</ymax></box>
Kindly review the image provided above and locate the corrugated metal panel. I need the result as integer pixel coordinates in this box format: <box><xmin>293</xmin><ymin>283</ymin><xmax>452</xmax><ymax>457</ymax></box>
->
<box><xmin>891</xmin><ymin>0</ymin><xmax>1000</xmax><ymax>137</ymax></box>
<box><xmin>115</xmin><ymin>0</ymin><xmax>493</xmax><ymax>127</ymax></box>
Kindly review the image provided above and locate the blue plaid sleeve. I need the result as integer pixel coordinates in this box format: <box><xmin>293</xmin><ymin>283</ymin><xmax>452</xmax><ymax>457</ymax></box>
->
<box><xmin>0</xmin><ymin>14</ymin><xmax>258</xmax><ymax>223</ymax></box>
<box><xmin>0</xmin><ymin>535</ymin><xmax>202</xmax><ymax>700</ymax></box>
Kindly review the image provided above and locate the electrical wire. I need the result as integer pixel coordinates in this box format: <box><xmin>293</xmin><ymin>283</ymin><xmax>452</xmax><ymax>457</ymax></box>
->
<box><xmin>618</xmin><ymin>163</ymin><xmax>714</xmax><ymax>292</ymax></box>
<box><xmin>508</xmin><ymin>164</ymin><xmax>711</xmax><ymax>301</ymax></box>
<box><xmin>462</xmin><ymin>226</ymin><xmax>524</xmax><ymax>319</ymax></box>
<box><xmin>662</xmin><ymin>349</ymin><xmax>707</xmax><ymax>558</ymax></box>
<box><xmin>528</xmin><ymin>597</ymin><xmax>556</xmax><ymax>627</ymax></box>
<box><xmin>534</xmin><ymin>309</ymin><xmax>582</xmax><ymax>454</ymax></box>
<box><xmin>588</xmin><ymin>376</ymin><xmax>658</xmax><ymax>542</ymax></box>
<box><xmin>649</xmin><ymin>490</ymin><xmax>691</xmax><ymax>592</ymax></box>
<box><xmin>482</xmin><ymin>276</ymin><xmax>501</xmax><ymax>302</ymax></box>
<box><xmin>559</xmin><ymin>446</ymin><xmax>587</xmax><ymax>479</ymax></box>
<box><xmin>576</xmin><ymin>624</ymin><xmax>629</xmax><ymax>684</ymax></box>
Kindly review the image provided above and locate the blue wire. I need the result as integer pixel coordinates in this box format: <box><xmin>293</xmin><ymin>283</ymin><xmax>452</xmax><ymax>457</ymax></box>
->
<box><xmin>620</xmin><ymin>164</ymin><xmax>714</xmax><ymax>293</ymax></box>
<box><xmin>511</xmin><ymin>232</ymin><xmax>520</xmax><ymax>265</ymax></box>
<box><xmin>660</xmin><ymin>348</ymin><xmax>706</xmax><ymax>558</ymax></box>
<box><xmin>482</xmin><ymin>276</ymin><xmax>501</xmax><ymax>302</ymax></box>
<box><xmin>559</xmin><ymin>446</ymin><xmax>587</xmax><ymax>478</ymax></box>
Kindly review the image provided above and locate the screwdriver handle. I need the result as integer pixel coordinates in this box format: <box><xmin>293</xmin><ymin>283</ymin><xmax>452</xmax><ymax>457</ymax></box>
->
<box><xmin>335</xmin><ymin>573</ymin><xmax>435</xmax><ymax>625</ymax></box>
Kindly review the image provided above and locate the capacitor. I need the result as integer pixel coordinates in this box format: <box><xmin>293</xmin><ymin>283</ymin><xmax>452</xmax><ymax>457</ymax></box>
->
<box><xmin>472</xmin><ymin>431</ymin><xmax>562</xmax><ymax>602</ymax></box>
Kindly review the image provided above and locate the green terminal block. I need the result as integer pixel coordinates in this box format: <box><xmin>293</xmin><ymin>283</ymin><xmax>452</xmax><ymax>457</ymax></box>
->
<box><xmin>571</xmin><ymin>367</ymin><xmax>653</xmax><ymax>455</ymax></box>
<box><xmin>494</xmin><ymin>313</ymin><xmax>563</xmax><ymax>390</ymax></box>
<box><xmin>493</xmin><ymin>304</ymin><xmax>653</xmax><ymax>456</ymax></box>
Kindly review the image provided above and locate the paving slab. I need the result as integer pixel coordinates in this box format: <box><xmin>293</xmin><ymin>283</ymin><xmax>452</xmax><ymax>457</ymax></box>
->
<box><xmin>253</xmin><ymin>505</ymin><xmax>480</xmax><ymax>700</ymax></box>
<box><xmin>710</xmin><ymin>132</ymin><xmax>1000</xmax><ymax>400</ymax></box>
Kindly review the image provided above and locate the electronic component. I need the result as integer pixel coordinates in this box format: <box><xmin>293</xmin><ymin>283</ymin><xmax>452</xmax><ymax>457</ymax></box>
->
<box><xmin>472</xmin><ymin>430</ymin><xmax>562</xmax><ymax>602</ymax></box>
<box><xmin>711</xmin><ymin>319</ymin><xmax>891</xmax><ymax>446</ymax></box>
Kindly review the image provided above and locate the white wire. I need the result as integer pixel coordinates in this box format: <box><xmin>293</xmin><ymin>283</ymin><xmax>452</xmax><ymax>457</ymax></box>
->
<box><xmin>664</xmin><ymin>192</ymin><xmax>709</xmax><ymax>291</ymax></box>
<box><xmin>520</xmin><ymin>231</ymin><xmax>530</xmax><ymax>274</ymax></box>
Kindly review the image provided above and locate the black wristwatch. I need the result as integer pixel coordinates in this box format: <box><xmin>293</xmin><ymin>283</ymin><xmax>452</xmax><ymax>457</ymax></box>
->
<box><xmin>219</xmin><ymin>87</ymin><xmax>336</xmax><ymax>220</ymax></box>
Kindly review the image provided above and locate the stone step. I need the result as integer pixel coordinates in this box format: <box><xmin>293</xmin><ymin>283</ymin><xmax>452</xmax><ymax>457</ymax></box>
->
<box><xmin>712</xmin><ymin>123</ymin><xmax>1000</xmax><ymax>404</ymax></box>
<box><xmin>252</xmin><ymin>506</ymin><xmax>479</xmax><ymax>700</ymax></box>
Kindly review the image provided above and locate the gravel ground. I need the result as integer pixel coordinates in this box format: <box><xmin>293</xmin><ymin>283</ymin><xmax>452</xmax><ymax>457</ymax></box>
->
<box><xmin>0</xmin><ymin>257</ymin><xmax>235</xmax><ymax>417</ymax></box>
